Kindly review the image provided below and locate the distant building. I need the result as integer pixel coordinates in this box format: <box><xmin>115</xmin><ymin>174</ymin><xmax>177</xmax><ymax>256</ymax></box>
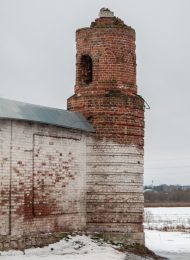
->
<box><xmin>0</xmin><ymin>8</ymin><xmax>145</xmax><ymax>250</ymax></box>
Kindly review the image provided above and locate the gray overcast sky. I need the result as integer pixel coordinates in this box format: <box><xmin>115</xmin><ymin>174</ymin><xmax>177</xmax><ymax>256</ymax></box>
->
<box><xmin>0</xmin><ymin>0</ymin><xmax>190</xmax><ymax>185</ymax></box>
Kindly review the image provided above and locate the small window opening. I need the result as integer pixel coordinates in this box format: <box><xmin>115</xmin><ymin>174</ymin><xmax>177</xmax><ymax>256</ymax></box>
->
<box><xmin>81</xmin><ymin>55</ymin><xmax>93</xmax><ymax>85</ymax></box>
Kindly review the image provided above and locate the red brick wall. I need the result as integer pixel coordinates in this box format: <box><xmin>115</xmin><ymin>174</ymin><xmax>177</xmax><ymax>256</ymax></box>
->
<box><xmin>67</xmin><ymin>15</ymin><xmax>144</xmax><ymax>148</ymax></box>
<box><xmin>67</xmin><ymin>13</ymin><xmax>145</xmax><ymax>244</ymax></box>
<box><xmin>0</xmin><ymin>11</ymin><xmax>145</xmax><ymax>249</ymax></box>
<box><xmin>68</xmin><ymin>90</ymin><xmax>144</xmax><ymax>148</ymax></box>
<box><xmin>75</xmin><ymin>17</ymin><xmax>137</xmax><ymax>94</ymax></box>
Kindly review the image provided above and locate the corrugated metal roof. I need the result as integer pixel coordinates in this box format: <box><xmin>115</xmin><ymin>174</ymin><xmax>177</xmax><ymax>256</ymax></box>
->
<box><xmin>0</xmin><ymin>98</ymin><xmax>95</xmax><ymax>132</ymax></box>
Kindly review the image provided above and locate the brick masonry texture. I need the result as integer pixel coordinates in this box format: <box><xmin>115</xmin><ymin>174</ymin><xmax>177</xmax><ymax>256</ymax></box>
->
<box><xmin>0</xmin><ymin>10</ymin><xmax>145</xmax><ymax>250</ymax></box>
<box><xmin>67</xmin><ymin>15</ymin><xmax>144</xmax><ymax>148</ymax></box>
<box><xmin>86</xmin><ymin>138</ymin><xmax>144</xmax><ymax>244</ymax></box>
<box><xmin>67</xmin><ymin>12</ymin><xmax>145</xmax><ymax>244</ymax></box>
<box><xmin>0</xmin><ymin>119</ymin><xmax>87</xmax><ymax>249</ymax></box>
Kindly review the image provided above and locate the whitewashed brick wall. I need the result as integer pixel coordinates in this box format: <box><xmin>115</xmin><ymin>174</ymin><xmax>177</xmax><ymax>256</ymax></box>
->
<box><xmin>0</xmin><ymin>119</ymin><xmax>87</xmax><ymax>238</ymax></box>
<box><xmin>0</xmin><ymin>119</ymin><xmax>144</xmax><ymax>246</ymax></box>
<box><xmin>86</xmin><ymin>137</ymin><xmax>144</xmax><ymax>244</ymax></box>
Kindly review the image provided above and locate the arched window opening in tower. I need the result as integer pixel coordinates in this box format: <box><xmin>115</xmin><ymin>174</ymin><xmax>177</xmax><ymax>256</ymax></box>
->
<box><xmin>81</xmin><ymin>55</ymin><xmax>93</xmax><ymax>85</ymax></box>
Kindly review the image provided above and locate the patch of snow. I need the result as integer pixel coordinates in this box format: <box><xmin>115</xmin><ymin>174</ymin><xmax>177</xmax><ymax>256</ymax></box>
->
<box><xmin>144</xmin><ymin>207</ymin><xmax>190</xmax><ymax>230</ymax></box>
<box><xmin>145</xmin><ymin>207</ymin><xmax>190</xmax><ymax>259</ymax></box>
<box><xmin>0</xmin><ymin>235</ymin><xmax>125</xmax><ymax>260</ymax></box>
<box><xmin>145</xmin><ymin>230</ymin><xmax>190</xmax><ymax>253</ymax></box>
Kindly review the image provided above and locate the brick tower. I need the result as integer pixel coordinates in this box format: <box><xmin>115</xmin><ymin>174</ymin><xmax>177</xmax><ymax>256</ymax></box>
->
<box><xmin>68</xmin><ymin>8</ymin><xmax>144</xmax><ymax>244</ymax></box>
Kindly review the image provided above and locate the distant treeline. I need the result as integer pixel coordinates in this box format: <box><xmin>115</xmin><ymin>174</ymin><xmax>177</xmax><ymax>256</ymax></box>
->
<box><xmin>144</xmin><ymin>185</ymin><xmax>190</xmax><ymax>207</ymax></box>
<box><xmin>144</xmin><ymin>184</ymin><xmax>190</xmax><ymax>192</ymax></box>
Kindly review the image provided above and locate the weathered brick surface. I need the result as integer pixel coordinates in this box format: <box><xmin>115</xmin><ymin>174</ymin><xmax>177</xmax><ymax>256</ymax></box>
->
<box><xmin>67</xmin><ymin>13</ymin><xmax>144</xmax><ymax>147</ymax></box>
<box><xmin>75</xmin><ymin>18</ymin><xmax>137</xmax><ymax>94</ymax></box>
<box><xmin>67</xmin><ymin>11</ymin><xmax>145</xmax><ymax>244</ymax></box>
<box><xmin>0</xmin><ymin>119</ymin><xmax>87</xmax><ymax>244</ymax></box>
<box><xmin>0</xmin><ymin>9</ymin><xmax>145</xmax><ymax>249</ymax></box>
<box><xmin>86</xmin><ymin>139</ymin><xmax>144</xmax><ymax>243</ymax></box>
<box><xmin>33</xmin><ymin>134</ymin><xmax>85</xmax><ymax>216</ymax></box>
<box><xmin>0</xmin><ymin>120</ymin><xmax>11</xmax><ymax>236</ymax></box>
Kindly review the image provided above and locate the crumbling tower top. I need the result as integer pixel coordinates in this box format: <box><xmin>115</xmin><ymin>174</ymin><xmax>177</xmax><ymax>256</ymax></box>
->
<box><xmin>98</xmin><ymin>7</ymin><xmax>114</xmax><ymax>17</ymax></box>
<box><xmin>74</xmin><ymin>8</ymin><xmax>136</xmax><ymax>96</ymax></box>
<box><xmin>68</xmin><ymin>8</ymin><xmax>144</xmax><ymax>147</ymax></box>
<box><xmin>90</xmin><ymin>8</ymin><xmax>133</xmax><ymax>29</ymax></box>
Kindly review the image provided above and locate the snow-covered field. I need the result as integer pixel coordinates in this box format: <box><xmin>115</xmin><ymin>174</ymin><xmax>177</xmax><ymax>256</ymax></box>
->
<box><xmin>146</xmin><ymin>229</ymin><xmax>190</xmax><ymax>253</ymax></box>
<box><xmin>144</xmin><ymin>207</ymin><xmax>190</xmax><ymax>230</ymax></box>
<box><xmin>145</xmin><ymin>207</ymin><xmax>190</xmax><ymax>260</ymax></box>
